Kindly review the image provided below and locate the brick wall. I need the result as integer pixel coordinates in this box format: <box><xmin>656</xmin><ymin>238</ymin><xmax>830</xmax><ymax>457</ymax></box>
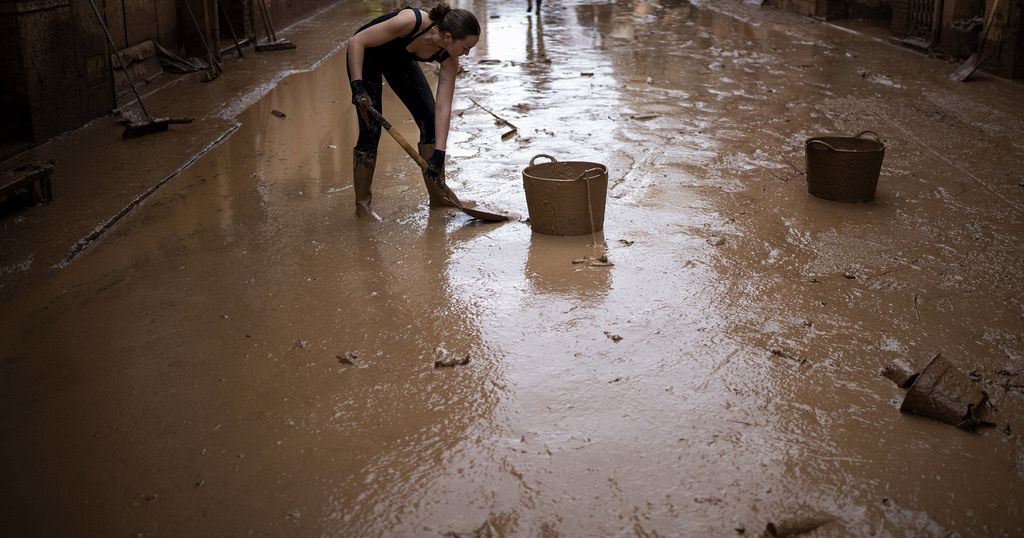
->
<box><xmin>0</xmin><ymin>0</ymin><xmax>187</xmax><ymax>143</ymax></box>
<box><xmin>995</xmin><ymin>0</ymin><xmax>1023</xmax><ymax>77</ymax></box>
<box><xmin>774</xmin><ymin>0</ymin><xmax>818</xmax><ymax>17</ymax></box>
<box><xmin>0</xmin><ymin>1</ymin><xmax>113</xmax><ymax>143</ymax></box>
<box><xmin>0</xmin><ymin>8</ymin><xmax>30</xmax><ymax>143</ymax></box>
<box><xmin>772</xmin><ymin>0</ymin><xmax>849</xmax><ymax>19</ymax></box>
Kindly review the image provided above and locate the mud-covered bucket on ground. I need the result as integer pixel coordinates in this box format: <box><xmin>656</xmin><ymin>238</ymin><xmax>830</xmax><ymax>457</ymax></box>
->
<box><xmin>522</xmin><ymin>154</ymin><xmax>608</xmax><ymax>236</ymax></box>
<box><xmin>805</xmin><ymin>130</ymin><xmax>885</xmax><ymax>203</ymax></box>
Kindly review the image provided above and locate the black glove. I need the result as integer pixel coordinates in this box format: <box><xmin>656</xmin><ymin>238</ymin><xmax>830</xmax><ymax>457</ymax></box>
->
<box><xmin>350</xmin><ymin>80</ymin><xmax>372</xmax><ymax>110</ymax></box>
<box><xmin>425</xmin><ymin>149</ymin><xmax>446</xmax><ymax>184</ymax></box>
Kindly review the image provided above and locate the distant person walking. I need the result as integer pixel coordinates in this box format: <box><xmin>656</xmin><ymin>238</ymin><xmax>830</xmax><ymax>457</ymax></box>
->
<box><xmin>346</xmin><ymin>3</ymin><xmax>481</xmax><ymax>221</ymax></box>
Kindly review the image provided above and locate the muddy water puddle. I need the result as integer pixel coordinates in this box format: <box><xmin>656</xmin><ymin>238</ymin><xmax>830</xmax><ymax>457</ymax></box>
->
<box><xmin>3</xmin><ymin>0</ymin><xmax>1024</xmax><ymax>535</ymax></box>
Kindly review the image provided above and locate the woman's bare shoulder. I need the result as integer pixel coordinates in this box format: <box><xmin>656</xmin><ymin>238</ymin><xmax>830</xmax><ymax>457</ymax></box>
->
<box><xmin>388</xmin><ymin>8</ymin><xmax>421</xmax><ymax>32</ymax></box>
<box><xmin>361</xmin><ymin>8</ymin><xmax>419</xmax><ymax>37</ymax></box>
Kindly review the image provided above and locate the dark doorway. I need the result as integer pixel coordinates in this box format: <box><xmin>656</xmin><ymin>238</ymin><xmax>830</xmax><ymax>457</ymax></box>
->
<box><xmin>218</xmin><ymin>0</ymin><xmax>253</xmax><ymax>54</ymax></box>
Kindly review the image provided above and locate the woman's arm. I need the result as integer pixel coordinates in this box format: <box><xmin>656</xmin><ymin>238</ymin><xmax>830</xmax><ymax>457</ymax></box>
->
<box><xmin>433</xmin><ymin>57</ymin><xmax>460</xmax><ymax>151</ymax></box>
<box><xmin>346</xmin><ymin>10</ymin><xmax>417</xmax><ymax>80</ymax></box>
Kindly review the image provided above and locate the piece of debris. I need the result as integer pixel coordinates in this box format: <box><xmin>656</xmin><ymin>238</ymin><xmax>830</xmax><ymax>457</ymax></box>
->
<box><xmin>800</xmin><ymin>319</ymin><xmax>813</xmax><ymax>328</ymax></box>
<box><xmin>766</xmin><ymin>514</ymin><xmax>834</xmax><ymax>537</ymax></box>
<box><xmin>707</xmin><ymin>237</ymin><xmax>726</xmax><ymax>246</ymax></box>
<box><xmin>434</xmin><ymin>348</ymin><xmax>471</xmax><ymax>368</ymax></box>
<box><xmin>609</xmin><ymin>377</ymin><xmax>623</xmax><ymax>383</ymax></box>
<box><xmin>328</xmin><ymin>144</ymin><xmax>337</xmax><ymax>149</ymax></box>
<box><xmin>478</xmin><ymin>59</ymin><xmax>501</xmax><ymax>65</ymax></box>
<box><xmin>618</xmin><ymin>239</ymin><xmax>635</xmax><ymax>246</ymax></box>
<box><xmin>143</xmin><ymin>493</ymin><xmax>158</xmax><ymax>502</ymax></box>
<box><xmin>271</xmin><ymin>109</ymin><xmax>286</xmax><ymax>118</ymax></box>
<box><xmin>769</xmin><ymin>348</ymin><xmax>807</xmax><ymax>365</ymax></box>
<box><xmin>468</xmin><ymin>96</ymin><xmax>519</xmax><ymax>141</ymax></box>
<box><xmin>2</xmin><ymin>160</ymin><xmax>55</xmax><ymax>206</ymax></box>
<box><xmin>881</xmin><ymin>358</ymin><xmax>919</xmax><ymax>388</ymax></box>
<box><xmin>900</xmin><ymin>354</ymin><xmax>993</xmax><ymax>430</ymax></box>
<box><xmin>604</xmin><ymin>331</ymin><xmax>623</xmax><ymax>343</ymax></box>
<box><xmin>337</xmin><ymin>352</ymin><xmax>358</xmax><ymax>365</ymax></box>
<box><xmin>580</xmin><ymin>72</ymin><xmax>594</xmax><ymax>77</ymax></box>
<box><xmin>293</xmin><ymin>339</ymin><xmax>309</xmax><ymax>350</ymax></box>
<box><xmin>629</xmin><ymin>114</ymin><xmax>659</xmax><ymax>121</ymax></box>
<box><xmin>572</xmin><ymin>255</ymin><xmax>615</xmax><ymax>267</ymax></box>
<box><xmin>993</xmin><ymin>369</ymin><xmax>1024</xmax><ymax>393</ymax></box>
<box><xmin>434</xmin><ymin>355</ymin><xmax>470</xmax><ymax>368</ymax></box>
<box><xmin>1014</xmin><ymin>449</ymin><xmax>1024</xmax><ymax>479</ymax></box>
<box><xmin>842</xmin><ymin>272</ymin><xmax>856</xmax><ymax>279</ymax></box>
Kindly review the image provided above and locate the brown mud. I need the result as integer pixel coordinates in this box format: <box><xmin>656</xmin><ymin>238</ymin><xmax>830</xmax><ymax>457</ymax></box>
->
<box><xmin>2</xmin><ymin>0</ymin><xmax>1024</xmax><ymax>536</ymax></box>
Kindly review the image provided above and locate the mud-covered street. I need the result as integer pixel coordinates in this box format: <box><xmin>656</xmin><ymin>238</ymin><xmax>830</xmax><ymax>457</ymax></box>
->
<box><xmin>2</xmin><ymin>0</ymin><xmax>1024</xmax><ymax>535</ymax></box>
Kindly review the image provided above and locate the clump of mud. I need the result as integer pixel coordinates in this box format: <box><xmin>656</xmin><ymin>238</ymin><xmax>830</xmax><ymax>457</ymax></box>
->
<box><xmin>573</xmin><ymin>254</ymin><xmax>614</xmax><ymax>266</ymax></box>
<box><xmin>434</xmin><ymin>347</ymin><xmax>471</xmax><ymax>368</ymax></box>
<box><xmin>765</xmin><ymin>513</ymin><xmax>834</xmax><ymax>537</ymax></box>
<box><xmin>881</xmin><ymin>358</ymin><xmax>918</xmax><ymax>388</ymax></box>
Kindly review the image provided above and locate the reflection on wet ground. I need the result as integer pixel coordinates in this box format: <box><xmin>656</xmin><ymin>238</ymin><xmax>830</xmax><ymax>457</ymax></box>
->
<box><xmin>2</xmin><ymin>0</ymin><xmax>1023</xmax><ymax>535</ymax></box>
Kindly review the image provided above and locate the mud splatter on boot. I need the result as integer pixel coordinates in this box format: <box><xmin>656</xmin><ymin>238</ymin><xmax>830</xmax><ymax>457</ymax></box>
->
<box><xmin>353</xmin><ymin>148</ymin><xmax>381</xmax><ymax>221</ymax></box>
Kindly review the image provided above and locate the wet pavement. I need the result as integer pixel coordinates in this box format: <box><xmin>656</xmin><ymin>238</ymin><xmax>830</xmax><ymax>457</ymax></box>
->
<box><xmin>3</xmin><ymin>0</ymin><xmax>1024</xmax><ymax>535</ymax></box>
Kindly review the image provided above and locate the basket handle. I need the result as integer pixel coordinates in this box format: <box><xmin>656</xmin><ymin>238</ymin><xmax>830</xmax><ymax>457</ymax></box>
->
<box><xmin>529</xmin><ymin>154</ymin><xmax>557</xmax><ymax>166</ymax></box>
<box><xmin>855</xmin><ymin>130</ymin><xmax>881</xmax><ymax>140</ymax></box>
<box><xmin>573</xmin><ymin>167</ymin><xmax>604</xmax><ymax>181</ymax></box>
<box><xmin>806</xmin><ymin>139</ymin><xmax>837</xmax><ymax>151</ymax></box>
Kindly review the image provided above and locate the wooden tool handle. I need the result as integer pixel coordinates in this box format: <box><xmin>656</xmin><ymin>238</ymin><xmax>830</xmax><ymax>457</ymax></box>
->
<box><xmin>387</xmin><ymin>128</ymin><xmax>427</xmax><ymax>170</ymax></box>
<box><xmin>363</xmin><ymin>106</ymin><xmax>427</xmax><ymax>170</ymax></box>
<box><xmin>362</xmin><ymin>105</ymin><xmax>472</xmax><ymax>212</ymax></box>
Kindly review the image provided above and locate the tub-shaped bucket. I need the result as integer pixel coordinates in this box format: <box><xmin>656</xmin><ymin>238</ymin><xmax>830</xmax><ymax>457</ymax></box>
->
<box><xmin>522</xmin><ymin>154</ymin><xmax>608</xmax><ymax>236</ymax></box>
<box><xmin>805</xmin><ymin>130</ymin><xmax>885</xmax><ymax>203</ymax></box>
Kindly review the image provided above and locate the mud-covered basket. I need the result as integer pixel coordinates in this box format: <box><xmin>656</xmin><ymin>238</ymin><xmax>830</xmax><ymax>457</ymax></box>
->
<box><xmin>522</xmin><ymin>154</ymin><xmax>608</xmax><ymax>236</ymax></box>
<box><xmin>805</xmin><ymin>130</ymin><xmax>885</xmax><ymax>203</ymax></box>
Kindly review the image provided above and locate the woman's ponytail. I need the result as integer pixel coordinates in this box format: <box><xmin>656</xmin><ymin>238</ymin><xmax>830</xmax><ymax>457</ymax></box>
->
<box><xmin>428</xmin><ymin>3</ymin><xmax>453</xmax><ymax>23</ymax></box>
<box><xmin>429</xmin><ymin>2</ymin><xmax>480</xmax><ymax>39</ymax></box>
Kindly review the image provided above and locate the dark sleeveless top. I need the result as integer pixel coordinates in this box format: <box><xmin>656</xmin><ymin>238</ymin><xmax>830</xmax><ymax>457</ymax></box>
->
<box><xmin>355</xmin><ymin>7</ymin><xmax>450</xmax><ymax>64</ymax></box>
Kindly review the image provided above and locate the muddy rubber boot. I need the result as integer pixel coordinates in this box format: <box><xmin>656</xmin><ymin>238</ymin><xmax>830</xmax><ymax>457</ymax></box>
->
<box><xmin>418</xmin><ymin>143</ymin><xmax>473</xmax><ymax>208</ymax></box>
<box><xmin>353</xmin><ymin>149</ymin><xmax>382</xmax><ymax>222</ymax></box>
<box><xmin>417</xmin><ymin>142</ymin><xmax>462</xmax><ymax>208</ymax></box>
